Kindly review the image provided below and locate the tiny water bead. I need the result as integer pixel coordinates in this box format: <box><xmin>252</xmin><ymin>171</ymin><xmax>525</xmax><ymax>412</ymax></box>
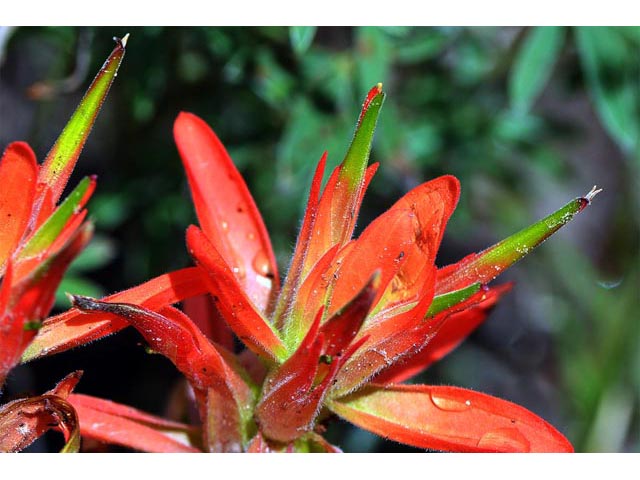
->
<box><xmin>476</xmin><ymin>427</ymin><xmax>530</xmax><ymax>452</ymax></box>
<box><xmin>252</xmin><ymin>250</ymin><xmax>272</xmax><ymax>278</ymax></box>
<box><xmin>430</xmin><ymin>391</ymin><xmax>472</xmax><ymax>412</ymax></box>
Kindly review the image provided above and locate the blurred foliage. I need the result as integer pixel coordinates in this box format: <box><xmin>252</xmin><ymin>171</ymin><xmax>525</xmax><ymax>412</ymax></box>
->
<box><xmin>1</xmin><ymin>26</ymin><xmax>638</xmax><ymax>452</ymax></box>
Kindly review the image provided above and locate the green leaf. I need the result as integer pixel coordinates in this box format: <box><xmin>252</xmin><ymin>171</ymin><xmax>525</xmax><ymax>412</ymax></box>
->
<box><xmin>341</xmin><ymin>85</ymin><xmax>385</xmax><ymax>191</ymax></box>
<box><xmin>509</xmin><ymin>27</ymin><xmax>564</xmax><ymax>113</ymax></box>
<box><xmin>38</xmin><ymin>34</ymin><xmax>128</xmax><ymax>203</ymax></box>
<box><xmin>575</xmin><ymin>27</ymin><xmax>640</xmax><ymax>154</ymax></box>
<box><xmin>20</xmin><ymin>177</ymin><xmax>94</xmax><ymax>259</ymax></box>
<box><xmin>426</xmin><ymin>283</ymin><xmax>481</xmax><ymax>317</ymax></box>
<box><xmin>437</xmin><ymin>187</ymin><xmax>602</xmax><ymax>294</ymax></box>
<box><xmin>289</xmin><ymin>26</ymin><xmax>317</xmax><ymax>55</ymax></box>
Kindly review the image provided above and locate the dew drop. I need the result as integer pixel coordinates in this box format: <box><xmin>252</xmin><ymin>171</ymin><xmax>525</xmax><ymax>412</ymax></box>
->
<box><xmin>230</xmin><ymin>250</ymin><xmax>246</xmax><ymax>279</ymax></box>
<box><xmin>476</xmin><ymin>427</ymin><xmax>530</xmax><ymax>452</ymax></box>
<box><xmin>252</xmin><ymin>250</ymin><xmax>272</xmax><ymax>277</ymax></box>
<box><xmin>247</xmin><ymin>232</ymin><xmax>256</xmax><ymax>241</ymax></box>
<box><xmin>430</xmin><ymin>392</ymin><xmax>472</xmax><ymax>412</ymax></box>
<box><xmin>220</xmin><ymin>220</ymin><xmax>229</xmax><ymax>232</ymax></box>
<box><xmin>232</xmin><ymin>265</ymin><xmax>246</xmax><ymax>279</ymax></box>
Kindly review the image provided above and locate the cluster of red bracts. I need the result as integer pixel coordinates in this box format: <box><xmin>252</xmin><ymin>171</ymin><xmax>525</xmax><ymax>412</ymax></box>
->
<box><xmin>0</xmin><ymin>36</ymin><xmax>126</xmax><ymax>453</ymax></box>
<box><xmin>1</xmin><ymin>40</ymin><xmax>591</xmax><ymax>452</ymax></box>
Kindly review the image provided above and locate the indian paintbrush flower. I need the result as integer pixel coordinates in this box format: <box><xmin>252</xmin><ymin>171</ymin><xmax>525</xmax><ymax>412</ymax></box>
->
<box><xmin>22</xmin><ymin>82</ymin><xmax>599</xmax><ymax>453</ymax></box>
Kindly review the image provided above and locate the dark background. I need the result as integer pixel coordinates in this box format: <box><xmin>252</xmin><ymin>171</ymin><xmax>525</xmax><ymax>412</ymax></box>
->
<box><xmin>1</xmin><ymin>26</ymin><xmax>638</xmax><ymax>452</ymax></box>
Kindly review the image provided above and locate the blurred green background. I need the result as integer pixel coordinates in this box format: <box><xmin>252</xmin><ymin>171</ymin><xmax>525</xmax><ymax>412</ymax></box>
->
<box><xmin>1</xmin><ymin>26</ymin><xmax>638</xmax><ymax>452</ymax></box>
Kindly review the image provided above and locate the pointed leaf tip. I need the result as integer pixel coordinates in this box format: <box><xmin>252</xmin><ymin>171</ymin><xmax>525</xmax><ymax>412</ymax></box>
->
<box><xmin>358</xmin><ymin>83</ymin><xmax>384</xmax><ymax>126</ymax></box>
<box><xmin>37</xmin><ymin>35</ymin><xmax>127</xmax><ymax>206</ymax></box>
<box><xmin>118</xmin><ymin>33</ymin><xmax>130</xmax><ymax>48</ymax></box>
<box><xmin>436</xmin><ymin>190</ymin><xmax>597</xmax><ymax>295</ymax></box>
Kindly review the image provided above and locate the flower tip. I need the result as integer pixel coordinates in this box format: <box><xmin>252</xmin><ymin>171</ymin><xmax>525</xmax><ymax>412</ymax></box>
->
<box><xmin>376</xmin><ymin>82</ymin><xmax>383</xmax><ymax>93</ymax></box>
<box><xmin>584</xmin><ymin>185</ymin><xmax>603</xmax><ymax>203</ymax></box>
<box><xmin>120</xmin><ymin>33</ymin><xmax>130</xmax><ymax>48</ymax></box>
<box><xmin>174</xmin><ymin>111</ymin><xmax>199</xmax><ymax>131</ymax></box>
<box><xmin>65</xmin><ymin>292</ymin><xmax>76</xmax><ymax>306</ymax></box>
<box><xmin>67</xmin><ymin>293</ymin><xmax>101</xmax><ymax>312</ymax></box>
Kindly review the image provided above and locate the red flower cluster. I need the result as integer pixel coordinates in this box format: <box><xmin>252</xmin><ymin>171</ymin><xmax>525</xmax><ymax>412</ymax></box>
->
<box><xmin>3</xmin><ymin>37</ymin><xmax>597</xmax><ymax>453</ymax></box>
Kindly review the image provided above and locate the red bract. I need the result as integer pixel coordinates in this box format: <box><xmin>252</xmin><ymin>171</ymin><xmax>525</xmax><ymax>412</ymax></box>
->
<box><xmin>27</xmin><ymin>84</ymin><xmax>598</xmax><ymax>453</ymax></box>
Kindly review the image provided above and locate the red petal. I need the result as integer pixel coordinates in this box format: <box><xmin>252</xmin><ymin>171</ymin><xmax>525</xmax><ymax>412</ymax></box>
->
<box><xmin>13</xmin><ymin>222</ymin><xmax>93</xmax><ymax>337</ymax></box>
<box><xmin>68</xmin><ymin>394</ymin><xmax>199</xmax><ymax>453</ymax></box>
<box><xmin>329</xmin><ymin>207</ymin><xmax>418</xmax><ymax>316</ymax></box>
<box><xmin>0</xmin><ymin>372</ymin><xmax>82</xmax><ymax>453</ymax></box>
<box><xmin>68</xmin><ymin>298</ymin><xmax>253</xmax><ymax>452</ymax></box>
<box><xmin>303</xmin><ymin>163</ymin><xmax>378</xmax><ymax>283</ymax></box>
<box><xmin>287</xmin><ymin>243</ymin><xmax>343</xmax><ymax>346</ymax></box>
<box><xmin>22</xmin><ymin>267</ymin><xmax>209</xmax><ymax>362</ymax></box>
<box><xmin>32</xmin><ymin>186</ymin><xmax>55</xmax><ymax>231</ymax></box>
<box><xmin>330</xmin><ymin>270</ymin><xmax>437</xmax><ymax>397</ymax></box>
<box><xmin>246</xmin><ymin>431</ymin><xmax>272</xmax><ymax>452</ymax></box>
<box><xmin>0</xmin><ymin>261</ymin><xmax>22</xmax><ymax>387</ymax></box>
<box><xmin>272</xmin><ymin>151</ymin><xmax>327</xmax><ymax>328</ymax></box>
<box><xmin>329</xmin><ymin>384</ymin><xmax>574</xmax><ymax>452</ymax></box>
<box><xmin>320</xmin><ymin>272</ymin><xmax>379</xmax><ymax>359</ymax></box>
<box><xmin>0</xmin><ymin>142</ymin><xmax>38</xmax><ymax>269</ymax></box>
<box><xmin>255</xmin><ymin>274</ymin><xmax>379</xmax><ymax>443</ymax></box>
<box><xmin>187</xmin><ymin>225</ymin><xmax>286</xmax><ymax>362</ymax></box>
<box><xmin>174</xmin><ymin>112</ymin><xmax>278</xmax><ymax>312</ymax></box>
<box><xmin>372</xmin><ymin>175</ymin><xmax>459</xmax><ymax>315</ymax></box>
<box><xmin>254</xmin><ymin>310</ymin><xmax>330</xmax><ymax>443</ymax></box>
<box><xmin>374</xmin><ymin>284</ymin><xmax>512</xmax><ymax>384</ymax></box>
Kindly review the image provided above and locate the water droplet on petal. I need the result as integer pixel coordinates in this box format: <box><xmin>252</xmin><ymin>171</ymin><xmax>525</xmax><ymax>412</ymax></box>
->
<box><xmin>247</xmin><ymin>232</ymin><xmax>256</xmax><ymax>241</ymax></box>
<box><xmin>476</xmin><ymin>427</ymin><xmax>530</xmax><ymax>452</ymax></box>
<box><xmin>252</xmin><ymin>250</ymin><xmax>272</xmax><ymax>277</ymax></box>
<box><xmin>220</xmin><ymin>220</ymin><xmax>229</xmax><ymax>232</ymax></box>
<box><xmin>430</xmin><ymin>392</ymin><xmax>472</xmax><ymax>412</ymax></box>
<box><xmin>232</xmin><ymin>264</ymin><xmax>246</xmax><ymax>279</ymax></box>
